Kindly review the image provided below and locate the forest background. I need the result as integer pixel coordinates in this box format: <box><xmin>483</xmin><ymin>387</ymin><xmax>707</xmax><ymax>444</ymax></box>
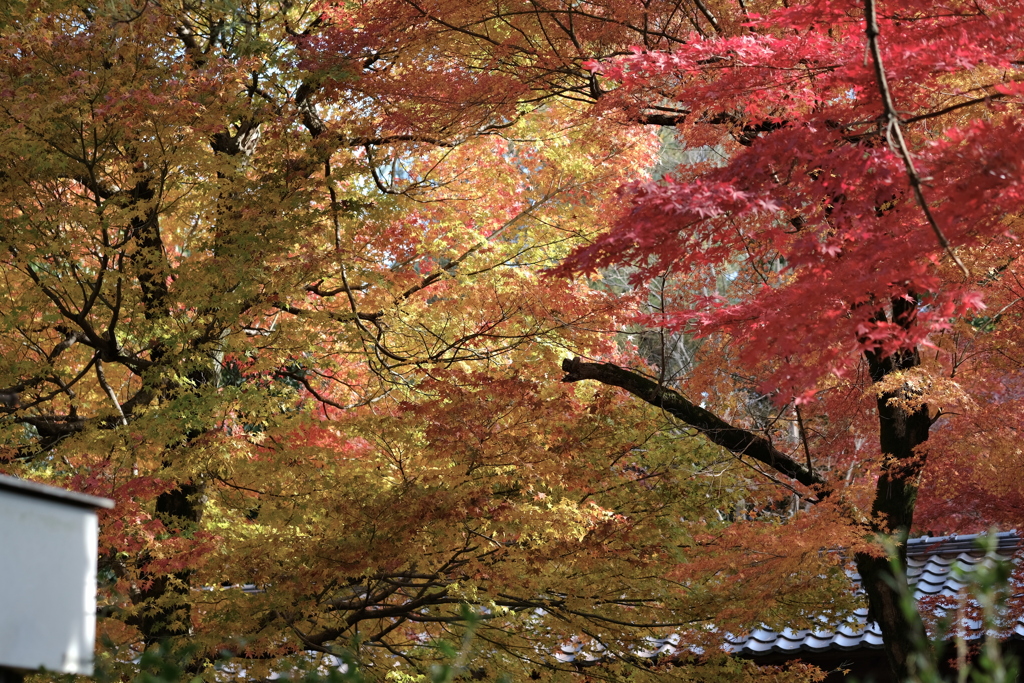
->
<box><xmin>2</xmin><ymin>0</ymin><xmax>1024</xmax><ymax>681</ymax></box>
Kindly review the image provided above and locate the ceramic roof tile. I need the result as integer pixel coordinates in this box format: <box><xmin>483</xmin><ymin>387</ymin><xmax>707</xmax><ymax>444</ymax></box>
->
<box><xmin>863</xmin><ymin>631</ymin><xmax>885</xmax><ymax>647</ymax></box>
<box><xmin>803</xmin><ymin>633</ymin><xmax>836</xmax><ymax>650</ymax></box>
<box><xmin>832</xmin><ymin>632</ymin><xmax>866</xmax><ymax>649</ymax></box>
<box><xmin>837</xmin><ymin>623</ymin><xmax>865</xmax><ymax>637</ymax></box>
<box><xmin>917</xmin><ymin>571</ymin><xmax>949</xmax><ymax>586</ymax></box>
<box><xmin>773</xmin><ymin>637</ymin><xmax>806</xmax><ymax>652</ymax></box>
<box><xmin>741</xmin><ymin>638</ymin><xmax>774</xmax><ymax>653</ymax></box>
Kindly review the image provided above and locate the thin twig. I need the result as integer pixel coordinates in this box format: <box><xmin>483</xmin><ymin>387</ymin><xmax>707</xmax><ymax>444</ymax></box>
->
<box><xmin>863</xmin><ymin>0</ymin><xmax>969</xmax><ymax>277</ymax></box>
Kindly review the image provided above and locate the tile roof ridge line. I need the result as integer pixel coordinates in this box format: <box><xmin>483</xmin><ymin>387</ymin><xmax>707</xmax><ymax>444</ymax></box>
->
<box><xmin>906</xmin><ymin>530</ymin><xmax>1018</xmax><ymax>558</ymax></box>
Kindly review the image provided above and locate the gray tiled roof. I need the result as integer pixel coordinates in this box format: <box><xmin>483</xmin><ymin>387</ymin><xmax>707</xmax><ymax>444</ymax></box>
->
<box><xmin>724</xmin><ymin>531</ymin><xmax>1020</xmax><ymax>657</ymax></box>
<box><xmin>553</xmin><ymin>531</ymin><xmax>1020</xmax><ymax>664</ymax></box>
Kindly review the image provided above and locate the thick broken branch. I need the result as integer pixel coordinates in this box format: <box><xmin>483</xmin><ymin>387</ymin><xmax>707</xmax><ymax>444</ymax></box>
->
<box><xmin>561</xmin><ymin>357</ymin><xmax>826</xmax><ymax>491</ymax></box>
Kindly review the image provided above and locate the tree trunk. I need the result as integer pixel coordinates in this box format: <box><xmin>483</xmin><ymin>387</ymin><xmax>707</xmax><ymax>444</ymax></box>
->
<box><xmin>858</xmin><ymin>340</ymin><xmax>934</xmax><ymax>681</ymax></box>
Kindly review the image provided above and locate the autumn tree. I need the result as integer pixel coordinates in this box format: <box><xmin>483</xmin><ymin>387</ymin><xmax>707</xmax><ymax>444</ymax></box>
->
<box><xmin>0</xmin><ymin>1</ymin><xmax>852</xmax><ymax>682</ymax></box>
<box><xmin>300</xmin><ymin>0</ymin><xmax>1024</xmax><ymax>680</ymax></box>
<box><xmin>6</xmin><ymin>0</ymin><xmax>1023</xmax><ymax>680</ymax></box>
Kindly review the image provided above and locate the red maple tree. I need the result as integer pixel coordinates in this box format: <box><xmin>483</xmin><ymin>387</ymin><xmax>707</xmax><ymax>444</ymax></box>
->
<box><xmin>548</xmin><ymin>0</ymin><xmax>1024</xmax><ymax>678</ymax></box>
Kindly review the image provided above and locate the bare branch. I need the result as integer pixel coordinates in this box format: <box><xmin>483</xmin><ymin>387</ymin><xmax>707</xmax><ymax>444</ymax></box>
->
<box><xmin>864</xmin><ymin>0</ymin><xmax>969</xmax><ymax>277</ymax></box>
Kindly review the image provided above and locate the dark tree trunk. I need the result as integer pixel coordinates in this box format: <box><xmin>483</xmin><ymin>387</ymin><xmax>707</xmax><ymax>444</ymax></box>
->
<box><xmin>856</xmin><ymin>333</ymin><xmax>934</xmax><ymax>681</ymax></box>
<box><xmin>129</xmin><ymin>121</ymin><xmax>262</xmax><ymax>653</ymax></box>
<box><xmin>134</xmin><ymin>482</ymin><xmax>205</xmax><ymax>646</ymax></box>
<box><xmin>127</xmin><ymin>175</ymin><xmax>208</xmax><ymax>648</ymax></box>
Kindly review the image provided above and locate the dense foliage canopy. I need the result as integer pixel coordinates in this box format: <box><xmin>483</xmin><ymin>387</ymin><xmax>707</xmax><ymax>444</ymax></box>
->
<box><xmin>3</xmin><ymin>0</ymin><xmax>1024</xmax><ymax>681</ymax></box>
